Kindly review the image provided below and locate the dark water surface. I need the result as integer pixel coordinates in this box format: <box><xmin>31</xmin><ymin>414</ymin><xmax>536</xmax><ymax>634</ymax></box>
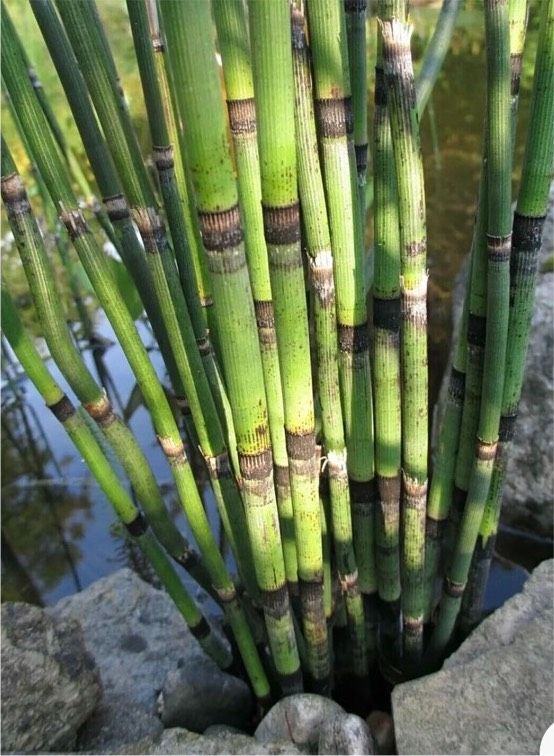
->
<box><xmin>1</xmin><ymin>4</ymin><xmax>550</xmax><ymax>612</ymax></box>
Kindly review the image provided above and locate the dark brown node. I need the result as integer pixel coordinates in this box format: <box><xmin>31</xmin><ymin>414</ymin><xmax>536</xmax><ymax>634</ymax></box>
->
<box><xmin>512</xmin><ymin>212</ymin><xmax>545</xmax><ymax>253</ymax></box>
<box><xmin>204</xmin><ymin>451</ymin><xmax>232</xmax><ymax>479</ymax></box>
<box><xmin>448</xmin><ymin>367</ymin><xmax>466</xmax><ymax>403</ymax></box>
<box><xmin>444</xmin><ymin>578</ymin><xmax>465</xmax><ymax>599</ymax></box>
<box><xmin>467</xmin><ymin>313</ymin><xmax>487</xmax><ymax>347</ymax></box>
<box><xmin>377</xmin><ymin>474</ymin><xmax>401</xmax><ymax>503</ymax></box>
<box><xmin>125</xmin><ymin>513</ymin><xmax>148</xmax><ymax>538</ymax></box>
<box><xmin>48</xmin><ymin>394</ymin><xmax>76</xmax><ymax>423</ymax></box>
<box><xmin>1</xmin><ymin>173</ymin><xmax>30</xmax><ymax>217</ymax></box>
<box><xmin>475</xmin><ymin>439</ymin><xmax>498</xmax><ymax>461</ymax></box>
<box><xmin>133</xmin><ymin>208</ymin><xmax>166</xmax><ymax>254</ymax></box>
<box><xmin>425</xmin><ymin>516</ymin><xmax>446</xmax><ymax>540</ymax></box>
<box><xmin>338</xmin><ymin>322</ymin><xmax>369</xmax><ymax>353</ymax></box>
<box><xmin>260</xmin><ymin>584</ymin><xmax>289</xmax><ymax>620</ymax></box>
<box><xmin>487</xmin><ymin>233</ymin><xmax>511</xmax><ymax>263</ymax></box>
<box><xmin>355</xmin><ymin>143</ymin><xmax>368</xmax><ymax>174</ymax></box>
<box><xmin>227</xmin><ymin>98</ymin><xmax>257</xmax><ymax>135</ymax></box>
<box><xmin>274</xmin><ymin>464</ymin><xmax>290</xmax><ymax>488</ymax></box>
<box><xmin>405</xmin><ymin>239</ymin><xmax>426</xmax><ymax>258</ymax></box>
<box><xmin>104</xmin><ymin>194</ymin><xmax>130</xmax><ymax>222</ymax></box>
<box><xmin>285</xmin><ymin>429</ymin><xmax>316</xmax><ymax>461</ymax></box>
<box><xmin>510</xmin><ymin>53</ymin><xmax>522</xmax><ymax>96</ymax></box>
<box><xmin>153</xmin><ymin>144</ymin><xmax>174</xmax><ymax>172</ymax></box>
<box><xmin>279</xmin><ymin>668</ymin><xmax>304</xmax><ymax>697</ymax></box>
<box><xmin>199</xmin><ymin>205</ymin><xmax>243</xmax><ymax>251</ymax></box>
<box><xmin>189</xmin><ymin>617</ymin><xmax>211</xmax><ymax>640</ymax></box>
<box><xmin>239</xmin><ymin>449</ymin><xmax>273</xmax><ymax>481</ymax></box>
<box><xmin>60</xmin><ymin>209</ymin><xmax>88</xmax><ymax>240</ymax></box>
<box><xmin>254</xmin><ymin>299</ymin><xmax>275</xmax><ymax>329</ymax></box>
<box><xmin>174</xmin><ymin>547</ymin><xmax>199</xmax><ymax>571</ymax></box>
<box><xmin>262</xmin><ymin>202</ymin><xmax>300</xmax><ymax>245</ymax></box>
<box><xmin>314</xmin><ymin>97</ymin><xmax>353</xmax><ymax>138</ymax></box>
<box><xmin>499</xmin><ymin>413</ymin><xmax>517</xmax><ymax>442</ymax></box>
<box><xmin>373</xmin><ymin>296</ymin><xmax>400</xmax><ymax>332</ymax></box>
<box><xmin>350</xmin><ymin>476</ymin><xmax>378</xmax><ymax>504</ymax></box>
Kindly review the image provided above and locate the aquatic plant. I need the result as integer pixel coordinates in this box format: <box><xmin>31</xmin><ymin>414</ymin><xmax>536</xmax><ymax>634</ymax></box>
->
<box><xmin>1</xmin><ymin>0</ymin><xmax>552</xmax><ymax>703</ymax></box>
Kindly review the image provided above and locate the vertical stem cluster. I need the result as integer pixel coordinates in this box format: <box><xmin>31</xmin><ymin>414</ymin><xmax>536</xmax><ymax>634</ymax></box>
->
<box><xmin>292</xmin><ymin>7</ymin><xmax>368</xmax><ymax>676</ymax></box>
<box><xmin>380</xmin><ymin>18</ymin><xmax>428</xmax><ymax>669</ymax></box>
<box><xmin>248</xmin><ymin>0</ymin><xmax>329</xmax><ymax>690</ymax></box>
<box><xmin>429</xmin><ymin>0</ymin><xmax>512</xmax><ymax>660</ymax></box>
<box><xmin>160</xmin><ymin>0</ymin><xmax>301</xmax><ymax>696</ymax></box>
<box><xmin>212</xmin><ymin>0</ymin><xmax>298</xmax><ymax>593</ymax></box>
<box><xmin>372</xmin><ymin>0</ymin><xmax>405</xmax><ymax>651</ymax></box>
<box><xmin>308</xmin><ymin>0</ymin><xmax>377</xmax><ymax>649</ymax></box>
<box><xmin>462</xmin><ymin>0</ymin><xmax>552</xmax><ymax>633</ymax></box>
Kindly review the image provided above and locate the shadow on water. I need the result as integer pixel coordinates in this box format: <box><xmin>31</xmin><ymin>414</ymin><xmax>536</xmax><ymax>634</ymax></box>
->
<box><xmin>1</xmin><ymin>3</ymin><xmax>550</xmax><ymax>638</ymax></box>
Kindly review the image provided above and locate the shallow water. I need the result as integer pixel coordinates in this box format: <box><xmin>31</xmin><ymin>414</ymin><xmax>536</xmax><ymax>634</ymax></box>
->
<box><xmin>1</xmin><ymin>3</ymin><xmax>551</xmax><ymax>613</ymax></box>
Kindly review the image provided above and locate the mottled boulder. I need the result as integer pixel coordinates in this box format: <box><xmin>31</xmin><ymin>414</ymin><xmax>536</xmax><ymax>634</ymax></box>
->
<box><xmin>158</xmin><ymin>656</ymin><xmax>253</xmax><ymax>732</ymax></box>
<box><xmin>318</xmin><ymin>712</ymin><xmax>375</xmax><ymax>755</ymax></box>
<box><xmin>392</xmin><ymin>559</ymin><xmax>554</xmax><ymax>754</ymax></box>
<box><xmin>50</xmin><ymin>568</ymin><xmax>230</xmax><ymax>752</ymax></box>
<box><xmin>114</xmin><ymin>726</ymin><xmax>306</xmax><ymax>755</ymax></box>
<box><xmin>1</xmin><ymin>602</ymin><xmax>101</xmax><ymax>753</ymax></box>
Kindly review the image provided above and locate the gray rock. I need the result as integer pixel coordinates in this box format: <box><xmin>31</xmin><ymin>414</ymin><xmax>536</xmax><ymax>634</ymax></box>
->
<box><xmin>115</xmin><ymin>727</ymin><xmax>305</xmax><ymax>754</ymax></box>
<box><xmin>158</xmin><ymin>656</ymin><xmax>253</xmax><ymax>732</ymax></box>
<box><xmin>255</xmin><ymin>694</ymin><xmax>344</xmax><ymax>748</ymax></box>
<box><xmin>50</xmin><ymin>568</ymin><xmax>230</xmax><ymax>751</ymax></box>
<box><xmin>1</xmin><ymin>602</ymin><xmax>101</xmax><ymax>753</ymax></box>
<box><xmin>392</xmin><ymin>558</ymin><xmax>554</xmax><ymax>754</ymax></box>
<box><xmin>318</xmin><ymin>712</ymin><xmax>375</xmax><ymax>755</ymax></box>
<box><xmin>433</xmin><ymin>182</ymin><xmax>554</xmax><ymax>537</ymax></box>
<box><xmin>77</xmin><ymin>695</ymin><xmax>163</xmax><ymax>753</ymax></box>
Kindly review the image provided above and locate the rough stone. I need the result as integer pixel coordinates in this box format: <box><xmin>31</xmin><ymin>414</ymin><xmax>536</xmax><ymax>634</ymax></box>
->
<box><xmin>114</xmin><ymin>727</ymin><xmax>306</xmax><ymax>755</ymax></box>
<box><xmin>318</xmin><ymin>712</ymin><xmax>375</xmax><ymax>755</ymax></box>
<box><xmin>392</xmin><ymin>558</ymin><xmax>554</xmax><ymax>754</ymax></box>
<box><xmin>433</xmin><ymin>182</ymin><xmax>554</xmax><ymax>538</ymax></box>
<box><xmin>77</xmin><ymin>695</ymin><xmax>163</xmax><ymax>753</ymax></box>
<box><xmin>254</xmin><ymin>694</ymin><xmax>344</xmax><ymax>748</ymax></box>
<box><xmin>50</xmin><ymin>568</ymin><xmax>230</xmax><ymax>752</ymax></box>
<box><xmin>1</xmin><ymin>602</ymin><xmax>101</xmax><ymax>753</ymax></box>
<box><xmin>158</xmin><ymin>656</ymin><xmax>253</xmax><ymax>732</ymax></box>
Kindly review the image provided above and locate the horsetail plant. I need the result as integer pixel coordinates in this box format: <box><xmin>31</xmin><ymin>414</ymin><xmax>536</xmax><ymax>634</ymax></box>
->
<box><xmin>212</xmin><ymin>0</ymin><xmax>298</xmax><ymax>593</ymax></box>
<box><xmin>380</xmin><ymin>16</ymin><xmax>429</xmax><ymax>670</ymax></box>
<box><xmin>2</xmin><ymin>0</ymin><xmax>550</xmax><ymax>702</ymax></box>
<box><xmin>1</xmin><ymin>9</ymin><xmax>270</xmax><ymax>702</ymax></box>
<box><xmin>292</xmin><ymin>6</ymin><xmax>368</xmax><ymax>677</ymax></box>
<box><xmin>55</xmin><ymin>0</ymin><xmax>259</xmax><ymax>599</ymax></box>
<box><xmin>248</xmin><ymin>0</ymin><xmax>330</xmax><ymax>691</ymax></box>
<box><xmin>1</xmin><ymin>286</ymin><xmax>232</xmax><ymax>671</ymax></box>
<box><xmin>160</xmin><ymin>0</ymin><xmax>302</xmax><ymax>696</ymax></box>
<box><xmin>428</xmin><ymin>0</ymin><xmax>513</xmax><ymax>661</ymax></box>
<box><xmin>307</xmin><ymin>0</ymin><xmax>378</xmax><ymax>654</ymax></box>
<box><xmin>461</xmin><ymin>0</ymin><xmax>553</xmax><ymax>633</ymax></box>
<box><xmin>372</xmin><ymin>0</ymin><xmax>405</xmax><ymax>655</ymax></box>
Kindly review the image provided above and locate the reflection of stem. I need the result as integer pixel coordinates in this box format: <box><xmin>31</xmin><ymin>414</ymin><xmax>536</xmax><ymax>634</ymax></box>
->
<box><xmin>1</xmin><ymin>530</ymin><xmax>44</xmax><ymax>606</ymax></box>
<box><xmin>3</xmin><ymin>395</ymin><xmax>83</xmax><ymax>594</ymax></box>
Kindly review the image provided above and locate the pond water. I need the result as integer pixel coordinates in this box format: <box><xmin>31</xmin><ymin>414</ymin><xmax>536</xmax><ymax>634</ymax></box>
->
<box><xmin>1</xmin><ymin>2</ymin><xmax>551</xmax><ymax>616</ymax></box>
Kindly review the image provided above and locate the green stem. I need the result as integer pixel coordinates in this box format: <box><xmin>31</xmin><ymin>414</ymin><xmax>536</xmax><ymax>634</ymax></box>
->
<box><xmin>161</xmin><ymin>0</ymin><xmax>301</xmax><ymax>696</ymax></box>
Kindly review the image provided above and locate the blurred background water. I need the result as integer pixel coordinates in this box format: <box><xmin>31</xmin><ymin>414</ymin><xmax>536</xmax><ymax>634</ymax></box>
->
<box><xmin>1</xmin><ymin>0</ymin><xmax>549</xmax><ymax>609</ymax></box>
